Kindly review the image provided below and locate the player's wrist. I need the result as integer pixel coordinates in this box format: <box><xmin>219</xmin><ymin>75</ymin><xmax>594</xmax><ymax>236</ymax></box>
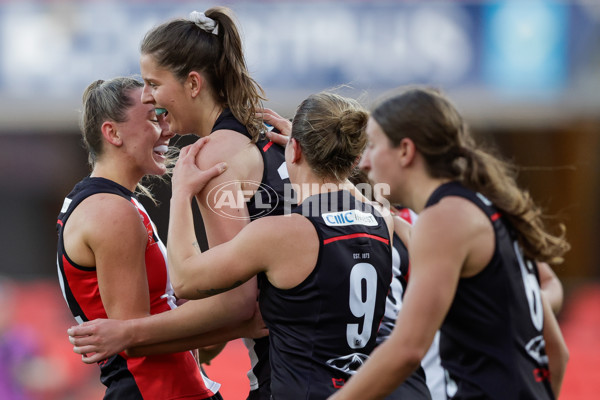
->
<box><xmin>123</xmin><ymin>318</ymin><xmax>145</xmax><ymax>348</ymax></box>
<box><xmin>170</xmin><ymin>189</ymin><xmax>195</xmax><ymax>204</ymax></box>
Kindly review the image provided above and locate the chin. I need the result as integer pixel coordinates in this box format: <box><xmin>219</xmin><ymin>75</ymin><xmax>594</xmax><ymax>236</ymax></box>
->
<box><xmin>147</xmin><ymin>164</ymin><xmax>167</xmax><ymax>177</ymax></box>
<box><xmin>390</xmin><ymin>195</ymin><xmax>407</xmax><ymax>209</ymax></box>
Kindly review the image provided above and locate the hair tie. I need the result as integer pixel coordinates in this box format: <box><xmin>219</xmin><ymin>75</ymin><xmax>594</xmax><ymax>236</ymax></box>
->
<box><xmin>189</xmin><ymin>11</ymin><xmax>219</xmax><ymax>35</ymax></box>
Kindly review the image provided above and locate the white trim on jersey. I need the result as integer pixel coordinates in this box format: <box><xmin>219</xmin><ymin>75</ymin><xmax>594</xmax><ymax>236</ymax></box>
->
<box><xmin>242</xmin><ymin>337</ymin><xmax>260</xmax><ymax>390</ymax></box>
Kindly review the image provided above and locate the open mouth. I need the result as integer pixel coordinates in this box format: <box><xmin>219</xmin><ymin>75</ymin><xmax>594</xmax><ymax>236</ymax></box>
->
<box><xmin>153</xmin><ymin>145</ymin><xmax>168</xmax><ymax>157</ymax></box>
<box><xmin>155</xmin><ymin>108</ymin><xmax>168</xmax><ymax>117</ymax></box>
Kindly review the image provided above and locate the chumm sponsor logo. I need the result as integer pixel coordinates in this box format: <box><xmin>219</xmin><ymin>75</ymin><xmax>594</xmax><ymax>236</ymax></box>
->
<box><xmin>323</xmin><ymin>210</ymin><xmax>378</xmax><ymax>226</ymax></box>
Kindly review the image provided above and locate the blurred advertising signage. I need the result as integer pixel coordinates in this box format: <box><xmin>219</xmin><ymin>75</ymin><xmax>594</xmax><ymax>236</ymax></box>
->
<box><xmin>0</xmin><ymin>1</ymin><xmax>575</xmax><ymax>100</ymax></box>
<box><xmin>482</xmin><ymin>1</ymin><xmax>570</xmax><ymax>95</ymax></box>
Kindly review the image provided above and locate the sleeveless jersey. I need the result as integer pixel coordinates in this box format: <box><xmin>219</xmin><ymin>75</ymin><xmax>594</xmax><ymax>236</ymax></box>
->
<box><xmin>426</xmin><ymin>182</ymin><xmax>554</xmax><ymax>400</ymax></box>
<box><xmin>384</xmin><ymin>208</ymin><xmax>443</xmax><ymax>399</ymax></box>
<box><xmin>212</xmin><ymin>109</ymin><xmax>291</xmax><ymax>399</ymax></box>
<box><xmin>56</xmin><ymin>177</ymin><xmax>219</xmax><ymax>400</ymax></box>
<box><xmin>377</xmin><ymin>232</ymin><xmax>431</xmax><ymax>400</ymax></box>
<box><xmin>212</xmin><ymin>108</ymin><xmax>291</xmax><ymax>220</ymax></box>
<box><xmin>259</xmin><ymin>190</ymin><xmax>392</xmax><ymax>399</ymax></box>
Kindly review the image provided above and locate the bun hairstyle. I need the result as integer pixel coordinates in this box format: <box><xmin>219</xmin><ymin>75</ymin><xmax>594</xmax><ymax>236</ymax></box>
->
<box><xmin>291</xmin><ymin>92</ymin><xmax>368</xmax><ymax>182</ymax></box>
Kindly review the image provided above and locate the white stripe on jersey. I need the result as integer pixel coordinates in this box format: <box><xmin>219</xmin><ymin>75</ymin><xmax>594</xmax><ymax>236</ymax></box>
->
<box><xmin>61</xmin><ymin>197</ymin><xmax>72</xmax><ymax>213</ymax></box>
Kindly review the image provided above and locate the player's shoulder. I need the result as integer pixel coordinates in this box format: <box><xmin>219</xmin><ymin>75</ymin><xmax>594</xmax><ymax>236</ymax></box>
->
<box><xmin>417</xmin><ymin>195</ymin><xmax>491</xmax><ymax>248</ymax></box>
<box><xmin>76</xmin><ymin>193</ymin><xmax>142</xmax><ymax>230</ymax></box>
<box><xmin>423</xmin><ymin>195</ymin><xmax>482</xmax><ymax>223</ymax></box>
<box><xmin>197</xmin><ymin>129</ymin><xmax>262</xmax><ymax>176</ymax></box>
<box><xmin>198</xmin><ymin>130</ymin><xmax>253</xmax><ymax>162</ymax></box>
<box><xmin>68</xmin><ymin>192</ymin><xmax>146</xmax><ymax>250</ymax></box>
<box><xmin>246</xmin><ymin>213</ymin><xmax>312</xmax><ymax>239</ymax></box>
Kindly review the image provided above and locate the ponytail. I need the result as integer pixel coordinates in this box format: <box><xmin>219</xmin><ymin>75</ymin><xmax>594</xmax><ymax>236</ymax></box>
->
<box><xmin>372</xmin><ymin>86</ymin><xmax>570</xmax><ymax>264</ymax></box>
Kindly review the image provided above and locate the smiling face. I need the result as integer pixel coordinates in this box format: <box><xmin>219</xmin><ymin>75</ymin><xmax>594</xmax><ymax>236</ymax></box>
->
<box><xmin>140</xmin><ymin>54</ymin><xmax>194</xmax><ymax>136</ymax></box>
<box><xmin>116</xmin><ymin>87</ymin><xmax>175</xmax><ymax>177</ymax></box>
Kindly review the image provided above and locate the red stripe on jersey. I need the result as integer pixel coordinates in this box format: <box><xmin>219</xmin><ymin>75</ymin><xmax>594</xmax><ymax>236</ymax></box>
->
<box><xmin>491</xmin><ymin>212</ymin><xmax>501</xmax><ymax>221</ymax></box>
<box><xmin>57</xmin><ymin>219</ymin><xmax>63</xmax><ymax>226</ymax></box>
<box><xmin>262</xmin><ymin>141</ymin><xmax>274</xmax><ymax>152</ymax></box>
<box><xmin>323</xmin><ymin>233</ymin><xmax>389</xmax><ymax>245</ymax></box>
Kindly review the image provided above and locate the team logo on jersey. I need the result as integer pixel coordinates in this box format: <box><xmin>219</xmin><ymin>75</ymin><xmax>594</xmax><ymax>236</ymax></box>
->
<box><xmin>326</xmin><ymin>353</ymin><xmax>369</xmax><ymax>375</ymax></box>
<box><xmin>525</xmin><ymin>335</ymin><xmax>549</xmax><ymax>365</ymax></box>
<box><xmin>323</xmin><ymin>210</ymin><xmax>378</xmax><ymax>227</ymax></box>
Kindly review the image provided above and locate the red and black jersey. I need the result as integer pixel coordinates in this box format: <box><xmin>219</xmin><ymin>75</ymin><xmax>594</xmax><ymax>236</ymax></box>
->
<box><xmin>258</xmin><ymin>190</ymin><xmax>392</xmax><ymax>399</ymax></box>
<box><xmin>426</xmin><ymin>181</ymin><xmax>554</xmax><ymax>400</ymax></box>
<box><xmin>56</xmin><ymin>176</ymin><xmax>219</xmax><ymax>400</ymax></box>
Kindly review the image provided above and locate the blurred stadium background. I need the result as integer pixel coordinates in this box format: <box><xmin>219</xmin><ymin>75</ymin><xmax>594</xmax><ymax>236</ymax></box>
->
<box><xmin>0</xmin><ymin>0</ymin><xmax>598</xmax><ymax>398</ymax></box>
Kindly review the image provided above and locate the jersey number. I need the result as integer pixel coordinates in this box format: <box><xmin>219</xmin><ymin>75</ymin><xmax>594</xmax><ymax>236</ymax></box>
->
<box><xmin>347</xmin><ymin>263</ymin><xmax>377</xmax><ymax>349</ymax></box>
<box><xmin>513</xmin><ymin>241</ymin><xmax>544</xmax><ymax>331</ymax></box>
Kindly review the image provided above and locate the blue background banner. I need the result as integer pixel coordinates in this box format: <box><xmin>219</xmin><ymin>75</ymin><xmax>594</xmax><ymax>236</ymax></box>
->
<box><xmin>0</xmin><ymin>1</ymin><xmax>597</xmax><ymax>128</ymax></box>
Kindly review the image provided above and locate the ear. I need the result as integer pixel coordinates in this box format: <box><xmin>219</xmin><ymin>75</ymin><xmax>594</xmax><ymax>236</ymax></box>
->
<box><xmin>187</xmin><ymin>71</ymin><xmax>203</xmax><ymax>98</ymax></box>
<box><xmin>289</xmin><ymin>137</ymin><xmax>302</xmax><ymax>164</ymax></box>
<box><xmin>101</xmin><ymin>121</ymin><xmax>122</xmax><ymax>147</ymax></box>
<box><xmin>396</xmin><ymin>137</ymin><xmax>416</xmax><ymax>167</ymax></box>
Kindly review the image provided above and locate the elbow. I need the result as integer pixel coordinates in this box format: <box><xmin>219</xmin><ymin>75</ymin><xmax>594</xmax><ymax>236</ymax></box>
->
<box><xmin>402</xmin><ymin>348</ymin><xmax>426</xmax><ymax>374</ymax></box>
<box><xmin>172</xmin><ymin>280</ymin><xmax>194</xmax><ymax>300</ymax></box>
<box><xmin>169</xmin><ymin>263</ymin><xmax>197</xmax><ymax>300</ymax></box>
<box><xmin>170</xmin><ymin>272</ymin><xmax>193</xmax><ymax>299</ymax></box>
<box><xmin>170</xmin><ymin>276</ymin><xmax>184</xmax><ymax>297</ymax></box>
<box><xmin>360</xmin><ymin>341</ymin><xmax>423</xmax><ymax>395</ymax></box>
<box><xmin>392</xmin><ymin>340</ymin><xmax>429</xmax><ymax>377</ymax></box>
<box><xmin>382</xmin><ymin>340</ymin><xmax>424</xmax><ymax>376</ymax></box>
<box><xmin>124</xmin><ymin>347</ymin><xmax>141</xmax><ymax>358</ymax></box>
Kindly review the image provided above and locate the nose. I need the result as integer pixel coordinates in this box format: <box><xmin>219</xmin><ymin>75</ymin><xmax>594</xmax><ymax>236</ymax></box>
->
<box><xmin>159</xmin><ymin>115</ymin><xmax>175</xmax><ymax>139</ymax></box>
<box><xmin>141</xmin><ymin>84</ymin><xmax>154</xmax><ymax>105</ymax></box>
<box><xmin>359</xmin><ymin>149</ymin><xmax>371</xmax><ymax>171</ymax></box>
